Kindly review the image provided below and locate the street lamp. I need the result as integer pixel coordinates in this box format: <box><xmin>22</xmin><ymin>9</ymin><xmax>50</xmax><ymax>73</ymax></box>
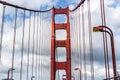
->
<box><xmin>7</xmin><ymin>68</ymin><xmax>15</xmax><ymax>80</ymax></box>
<box><xmin>74</xmin><ymin>67</ymin><xmax>81</xmax><ymax>80</ymax></box>
<box><xmin>31</xmin><ymin>76</ymin><xmax>35</xmax><ymax>80</ymax></box>
<box><xmin>62</xmin><ymin>74</ymin><xmax>75</xmax><ymax>80</ymax></box>
<box><xmin>62</xmin><ymin>75</ymin><xmax>66</xmax><ymax>80</ymax></box>
<box><xmin>71</xmin><ymin>76</ymin><xmax>75</xmax><ymax>80</ymax></box>
<box><xmin>93</xmin><ymin>25</ymin><xmax>117</xmax><ymax>80</ymax></box>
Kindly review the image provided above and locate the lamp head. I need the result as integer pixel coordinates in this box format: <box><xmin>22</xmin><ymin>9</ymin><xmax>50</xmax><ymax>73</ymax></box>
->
<box><xmin>93</xmin><ymin>26</ymin><xmax>103</xmax><ymax>32</ymax></box>
<box><xmin>32</xmin><ymin>76</ymin><xmax>35</xmax><ymax>78</ymax></box>
<box><xmin>74</xmin><ymin>68</ymin><xmax>79</xmax><ymax>70</ymax></box>
<box><xmin>12</xmin><ymin>68</ymin><xmax>15</xmax><ymax>70</ymax></box>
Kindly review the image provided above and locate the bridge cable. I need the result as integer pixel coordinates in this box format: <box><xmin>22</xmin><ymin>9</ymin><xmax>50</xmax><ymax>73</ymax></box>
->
<box><xmin>100</xmin><ymin>0</ymin><xmax>110</xmax><ymax>79</ymax></box>
<box><xmin>75</xmin><ymin>9</ymin><xmax>78</xmax><ymax>80</ymax></box>
<box><xmin>39</xmin><ymin>12</ymin><xmax>42</xmax><ymax>80</ymax></box>
<box><xmin>43</xmin><ymin>13</ymin><xmax>45</xmax><ymax>80</ymax></box>
<box><xmin>0</xmin><ymin>0</ymin><xmax>52</xmax><ymax>12</ymax></box>
<box><xmin>0</xmin><ymin>5</ymin><xmax>6</xmax><ymax>64</ymax></box>
<box><xmin>32</xmin><ymin>12</ymin><xmax>36</xmax><ymax>77</ymax></box>
<box><xmin>37</xmin><ymin>12</ymin><xmax>39</xmax><ymax>80</ymax></box>
<box><xmin>41</xmin><ymin>13</ymin><xmax>44</xmax><ymax>80</ymax></box>
<box><xmin>38</xmin><ymin>12</ymin><xmax>41</xmax><ymax>80</ymax></box>
<box><xmin>78</xmin><ymin>7</ymin><xmax>82</xmax><ymax>80</ymax></box>
<box><xmin>77</xmin><ymin>9</ymin><xmax>80</xmax><ymax>80</ymax></box>
<box><xmin>81</xmin><ymin>4</ymin><xmax>87</xmax><ymax>80</ymax></box>
<box><xmin>11</xmin><ymin>8</ymin><xmax>18</xmax><ymax>79</ymax></box>
<box><xmin>87</xmin><ymin>0</ymin><xmax>94</xmax><ymax>80</ymax></box>
<box><xmin>26</xmin><ymin>11</ymin><xmax>31</xmax><ymax>80</ymax></box>
<box><xmin>20</xmin><ymin>10</ymin><xmax>26</xmax><ymax>80</ymax></box>
<box><xmin>34</xmin><ymin>12</ymin><xmax>37</xmax><ymax>80</ymax></box>
<box><xmin>35</xmin><ymin>12</ymin><xmax>39</xmax><ymax>80</ymax></box>
<box><xmin>40</xmin><ymin>12</ymin><xmax>43</xmax><ymax>80</ymax></box>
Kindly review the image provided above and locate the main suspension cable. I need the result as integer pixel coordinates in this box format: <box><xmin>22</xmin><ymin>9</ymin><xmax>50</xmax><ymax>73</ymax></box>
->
<box><xmin>0</xmin><ymin>0</ymin><xmax>52</xmax><ymax>12</ymax></box>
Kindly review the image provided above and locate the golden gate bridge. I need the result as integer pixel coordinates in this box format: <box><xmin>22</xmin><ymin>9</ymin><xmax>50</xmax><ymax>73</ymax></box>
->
<box><xmin>0</xmin><ymin>0</ymin><xmax>119</xmax><ymax>80</ymax></box>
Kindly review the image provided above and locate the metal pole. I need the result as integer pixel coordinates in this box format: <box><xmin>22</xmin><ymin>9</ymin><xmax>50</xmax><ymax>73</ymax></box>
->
<box><xmin>7</xmin><ymin>68</ymin><xmax>15</xmax><ymax>80</ymax></box>
<box><xmin>110</xmin><ymin>34</ymin><xmax>117</xmax><ymax>80</ymax></box>
<box><xmin>7</xmin><ymin>68</ymin><xmax>11</xmax><ymax>80</ymax></box>
<box><xmin>102</xmin><ymin>26</ymin><xmax>117</xmax><ymax>80</ymax></box>
<box><xmin>93</xmin><ymin>26</ymin><xmax>117</xmax><ymax>80</ymax></box>
<box><xmin>31</xmin><ymin>76</ymin><xmax>35</xmax><ymax>80</ymax></box>
<box><xmin>78</xmin><ymin>69</ymin><xmax>81</xmax><ymax>80</ymax></box>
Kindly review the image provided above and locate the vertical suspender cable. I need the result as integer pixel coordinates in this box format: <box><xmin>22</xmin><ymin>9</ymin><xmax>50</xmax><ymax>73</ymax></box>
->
<box><xmin>26</xmin><ymin>11</ymin><xmax>31</xmax><ymax>80</ymax></box>
<box><xmin>40</xmin><ymin>12</ymin><xmax>42</xmax><ymax>80</ymax></box>
<box><xmin>42</xmin><ymin>13</ymin><xmax>44</xmax><ymax>80</ymax></box>
<box><xmin>81</xmin><ymin>4</ymin><xmax>87</xmax><ymax>80</ymax></box>
<box><xmin>100</xmin><ymin>1</ymin><xmax>108</xmax><ymax>79</ymax></box>
<box><xmin>0</xmin><ymin>5</ymin><xmax>6</xmax><ymax>63</ymax></box>
<box><xmin>38</xmin><ymin>12</ymin><xmax>40</xmax><ymax>80</ymax></box>
<box><xmin>77</xmin><ymin>9</ymin><xmax>80</xmax><ymax>80</ymax></box>
<box><xmin>78</xmin><ymin>7</ymin><xmax>82</xmax><ymax>80</ymax></box>
<box><xmin>32</xmin><ymin>12</ymin><xmax>36</xmax><ymax>77</ymax></box>
<box><xmin>34</xmin><ymin>12</ymin><xmax>37</xmax><ymax>79</ymax></box>
<box><xmin>39</xmin><ymin>12</ymin><xmax>42</xmax><ymax>80</ymax></box>
<box><xmin>102</xmin><ymin>0</ymin><xmax>110</xmax><ymax>79</ymax></box>
<box><xmin>35</xmin><ymin>12</ymin><xmax>37</xmax><ymax>80</ymax></box>
<box><xmin>87</xmin><ymin>0</ymin><xmax>94</xmax><ymax>80</ymax></box>
<box><xmin>37</xmin><ymin>12</ymin><xmax>39</xmax><ymax>80</ymax></box>
<box><xmin>74</xmin><ymin>11</ymin><xmax>77</xmax><ymax>61</ymax></box>
<box><xmin>75</xmin><ymin>10</ymin><xmax>78</xmax><ymax>73</ymax></box>
<box><xmin>100</xmin><ymin>0</ymin><xmax>110</xmax><ymax>79</ymax></box>
<box><xmin>35</xmin><ymin>12</ymin><xmax>39</xmax><ymax>80</ymax></box>
<box><xmin>20</xmin><ymin>10</ymin><xmax>25</xmax><ymax>80</ymax></box>
<box><xmin>73</xmin><ymin>12</ymin><xmax>75</xmax><ymax>68</ymax></box>
<box><xmin>11</xmin><ymin>8</ymin><xmax>18</xmax><ymax>79</ymax></box>
<box><xmin>43</xmin><ymin>13</ymin><xmax>45</xmax><ymax>80</ymax></box>
<box><xmin>41</xmin><ymin>13</ymin><xmax>43</xmax><ymax>80</ymax></box>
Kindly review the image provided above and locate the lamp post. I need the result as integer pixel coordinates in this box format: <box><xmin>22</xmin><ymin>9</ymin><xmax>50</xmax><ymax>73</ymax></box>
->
<box><xmin>62</xmin><ymin>75</ymin><xmax>66</xmax><ymax>80</ymax></box>
<box><xmin>74</xmin><ymin>67</ymin><xmax>81</xmax><ymax>80</ymax></box>
<box><xmin>93</xmin><ymin>25</ymin><xmax>117</xmax><ymax>80</ymax></box>
<box><xmin>7</xmin><ymin>68</ymin><xmax>15</xmax><ymax>80</ymax></box>
<box><xmin>72</xmin><ymin>76</ymin><xmax>75</xmax><ymax>80</ymax></box>
<box><xmin>31</xmin><ymin>76</ymin><xmax>35</xmax><ymax>80</ymax></box>
<box><xmin>62</xmin><ymin>74</ymin><xmax>75</xmax><ymax>80</ymax></box>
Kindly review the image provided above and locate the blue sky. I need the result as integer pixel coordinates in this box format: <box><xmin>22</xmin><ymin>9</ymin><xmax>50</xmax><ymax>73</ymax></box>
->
<box><xmin>0</xmin><ymin>0</ymin><xmax>120</xmax><ymax>80</ymax></box>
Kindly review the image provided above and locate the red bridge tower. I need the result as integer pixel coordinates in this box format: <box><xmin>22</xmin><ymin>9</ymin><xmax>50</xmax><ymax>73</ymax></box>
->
<box><xmin>51</xmin><ymin>7</ymin><xmax>71</xmax><ymax>80</ymax></box>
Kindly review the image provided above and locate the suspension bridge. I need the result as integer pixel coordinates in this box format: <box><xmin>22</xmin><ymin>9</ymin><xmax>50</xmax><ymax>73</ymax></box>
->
<box><xmin>0</xmin><ymin>0</ymin><xmax>119</xmax><ymax>80</ymax></box>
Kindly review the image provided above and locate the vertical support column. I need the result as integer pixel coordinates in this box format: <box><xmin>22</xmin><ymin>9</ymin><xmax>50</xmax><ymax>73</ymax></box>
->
<box><xmin>66</xmin><ymin>12</ymin><xmax>71</xmax><ymax>80</ymax></box>
<box><xmin>51</xmin><ymin>7</ymin><xmax>71</xmax><ymax>80</ymax></box>
<box><xmin>51</xmin><ymin>8</ymin><xmax>55</xmax><ymax>80</ymax></box>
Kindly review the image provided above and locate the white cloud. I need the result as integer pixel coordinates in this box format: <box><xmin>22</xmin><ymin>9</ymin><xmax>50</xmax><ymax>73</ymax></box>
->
<box><xmin>0</xmin><ymin>6</ymin><xmax>52</xmax><ymax>79</ymax></box>
<box><xmin>0</xmin><ymin>0</ymin><xmax>120</xmax><ymax>80</ymax></box>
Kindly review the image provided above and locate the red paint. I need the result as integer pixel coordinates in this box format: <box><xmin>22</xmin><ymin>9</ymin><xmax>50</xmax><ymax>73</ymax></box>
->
<box><xmin>51</xmin><ymin>7</ymin><xmax>71</xmax><ymax>80</ymax></box>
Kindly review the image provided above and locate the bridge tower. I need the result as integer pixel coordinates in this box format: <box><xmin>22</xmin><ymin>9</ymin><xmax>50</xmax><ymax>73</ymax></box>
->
<box><xmin>51</xmin><ymin>7</ymin><xmax>71</xmax><ymax>80</ymax></box>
